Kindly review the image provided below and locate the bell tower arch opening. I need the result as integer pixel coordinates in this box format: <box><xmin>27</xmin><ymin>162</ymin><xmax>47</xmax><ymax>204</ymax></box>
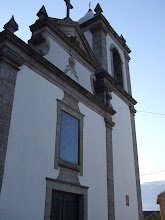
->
<box><xmin>111</xmin><ymin>47</ymin><xmax>123</xmax><ymax>88</ymax></box>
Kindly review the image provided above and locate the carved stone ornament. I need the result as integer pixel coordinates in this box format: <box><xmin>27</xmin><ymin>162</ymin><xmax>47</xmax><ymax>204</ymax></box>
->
<box><xmin>70</xmin><ymin>36</ymin><xmax>80</xmax><ymax>46</ymax></box>
<box><xmin>94</xmin><ymin>3</ymin><xmax>103</xmax><ymax>15</ymax></box>
<box><xmin>64</xmin><ymin>55</ymin><xmax>79</xmax><ymax>83</ymax></box>
<box><xmin>37</xmin><ymin>5</ymin><xmax>48</xmax><ymax>19</ymax></box>
<box><xmin>28</xmin><ymin>32</ymin><xmax>50</xmax><ymax>56</ymax></box>
<box><xmin>106</xmin><ymin>89</ymin><xmax>112</xmax><ymax>107</ymax></box>
<box><xmin>57</xmin><ymin>167</ymin><xmax>80</xmax><ymax>185</ymax></box>
<box><xmin>3</xmin><ymin>16</ymin><xmax>18</xmax><ymax>33</ymax></box>
<box><xmin>120</xmin><ymin>35</ymin><xmax>126</xmax><ymax>44</ymax></box>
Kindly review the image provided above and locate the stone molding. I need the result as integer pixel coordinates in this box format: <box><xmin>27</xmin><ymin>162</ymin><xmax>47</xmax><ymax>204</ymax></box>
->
<box><xmin>80</xmin><ymin>14</ymin><xmax>131</xmax><ymax>55</ymax></box>
<box><xmin>104</xmin><ymin>116</ymin><xmax>115</xmax><ymax>129</ymax></box>
<box><xmin>0</xmin><ymin>14</ymin><xmax>141</xmax><ymax>220</ymax></box>
<box><xmin>57</xmin><ymin>166</ymin><xmax>80</xmax><ymax>185</ymax></box>
<box><xmin>129</xmin><ymin>107</ymin><xmax>143</xmax><ymax>220</ymax></box>
<box><xmin>0</xmin><ymin>30</ymin><xmax>116</xmax><ymax>118</ymax></box>
<box><xmin>104</xmin><ymin>116</ymin><xmax>115</xmax><ymax>220</ymax></box>
<box><xmin>0</xmin><ymin>30</ymin><xmax>115</xmax><ymax>197</ymax></box>
<box><xmin>94</xmin><ymin>70</ymin><xmax>137</xmax><ymax>107</ymax></box>
<box><xmin>28</xmin><ymin>18</ymin><xmax>98</xmax><ymax>76</ymax></box>
<box><xmin>0</xmin><ymin>45</ymin><xmax>24</xmax><ymax>70</ymax></box>
<box><xmin>46</xmin><ymin>30</ymin><xmax>96</xmax><ymax>75</ymax></box>
<box><xmin>129</xmin><ymin>105</ymin><xmax>136</xmax><ymax>115</ymax></box>
<box><xmin>54</xmin><ymin>93</ymin><xmax>84</xmax><ymax>176</ymax></box>
<box><xmin>90</xmin><ymin>21</ymin><xmax>107</xmax><ymax>35</ymax></box>
<box><xmin>91</xmin><ymin>21</ymin><xmax>108</xmax><ymax>72</ymax></box>
<box><xmin>124</xmin><ymin>54</ymin><xmax>132</xmax><ymax>95</ymax></box>
<box><xmin>28</xmin><ymin>32</ymin><xmax>50</xmax><ymax>56</ymax></box>
<box><xmin>93</xmin><ymin>74</ymin><xmax>114</xmax><ymax>107</ymax></box>
<box><xmin>29</xmin><ymin>17</ymin><xmax>98</xmax><ymax>69</ymax></box>
<box><xmin>110</xmin><ymin>44</ymin><xmax>125</xmax><ymax>89</ymax></box>
<box><xmin>110</xmin><ymin>44</ymin><xmax>124</xmax><ymax>71</ymax></box>
<box><xmin>124</xmin><ymin>50</ymin><xmax>131</xmax><ymax>61</ymax></box>
<box><xmin>44</xmin><ymin>178</ymin><xmax>88</xmax><ymax>220</ymax></box>
<box><xmin>0</xmin><ymin>44</ymin><xmax>23</xmax><ymax>194</ymax></box>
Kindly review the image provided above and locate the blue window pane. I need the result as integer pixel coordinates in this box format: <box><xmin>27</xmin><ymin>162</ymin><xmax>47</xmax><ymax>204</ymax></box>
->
<box><xmin>60</xmin><ymin>111</ymin><xmax>79</xmax><ymax>164</ymax></box>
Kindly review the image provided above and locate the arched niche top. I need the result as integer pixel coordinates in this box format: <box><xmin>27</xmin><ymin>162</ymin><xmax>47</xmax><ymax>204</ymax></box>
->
<box><xmin>110</xmin><ymin>44</ymin><xmax>124</xmax><ymax>88</ymax></box>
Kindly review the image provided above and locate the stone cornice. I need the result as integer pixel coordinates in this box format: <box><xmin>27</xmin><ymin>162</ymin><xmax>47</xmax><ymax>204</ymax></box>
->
<box><xmin>0</xmin><ymin>47</ymin><xmax>24</xmax><ymax>69</ymax></box>
<box><xmin>50</xmin><ymin>17</ymin><xmax>98</xmax><ymax>64</ymax></box>
<box><xmin>89</xmin><ymin>20</ymin><xmax>107</xmax><ymax>35</ymax></box>
<box><xmin>0</xmin><ymin>35</ymin><xmax>24</xmax><ymax>70</ymax></box>
<box><xmin>30</xmin><ymin>18</ymin><xmax>98</xmax><ymax>68</ymax></box>
<box><xmin>94</xmin><ymin>70</ymin><xmax>137</xmax><ymax>106</ymax></box>
<box><xmin>124</xmin><ymin>51</ymin><xmax>131</xmax><ymax>61</ymax></box>
<box><xmin>129</xmin><ymin>105</ymin><xmax>136</xmax><ymax>115</ymax></box>
<box><xmin>0</xmin><ymin>30</ymin><xmax>115</xmax><ymax>118</ymax></box>
<box><xmin>80</xmin><ymin>14</ymin><xmax>131</xmax><ymax>54</ymax></box>
<box><xmin>104</xmin><ymin>116</ymin><xmax>115</xmax><ymax>129</ymax></box>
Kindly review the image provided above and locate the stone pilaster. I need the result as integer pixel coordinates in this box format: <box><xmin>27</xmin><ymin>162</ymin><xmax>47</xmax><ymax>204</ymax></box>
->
<box><xmin>104</xmin><ymin>116</ymin><xmax>115</xmax><ymax>220</ymax></box>
<box><xmin>90</xmin><ymin>22</ymin><xmax>108</xmax><ymax>72</ymax></box>
<box><xmin>124</xmin><ymin>52</ymin><xmax>132</xmax><ymax>95</ymax></box>
<box><xmin>93</xmin><ymin>70</ymin><xmax>113</xmax><ymax>106</ymax></box>
<box><xmin>129</xmin><ymin>105</ymin><xmax>143</xmax><ymax>220</ymax></box>
<box><xmin>0</xmin><ymin>45</ymin><xmax>24</xmax><ymax>194</ymax></box>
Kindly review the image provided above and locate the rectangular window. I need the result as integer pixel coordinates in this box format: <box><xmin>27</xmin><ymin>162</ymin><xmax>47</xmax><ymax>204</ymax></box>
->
<box><xmin>60</xmin><ymin>111</ymin><xmax>79</xmax><ymax>164</ymax></box>
<box><xmin>126</xmin><ymin>195</ymin><xmax>129</xmax><ymax>206</ymax></box>
<box><xmin>54</xmin><ymin>96</ymin><xmax>84</xmax><ymax>175</ymax></box>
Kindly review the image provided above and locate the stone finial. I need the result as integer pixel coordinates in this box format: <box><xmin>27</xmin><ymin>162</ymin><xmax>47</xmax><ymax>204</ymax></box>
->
<box><xmin>94</xmin><ymin>3</ymin><xmax>103</xmax><ymax>15</ymax></box>
<box><xmin>37</xmin><ymin>5</ymin><xmax>48</xmax><ymax>19</ymax></box>
<box><xmin>120</xmin><ymin>35</ymin><xmax>126</xmax><ymax>44</ymax></box>
<box><xmin>3</xmin><ymin>16</ymin><xmax>18</xmax><ymax>33</ymax></box>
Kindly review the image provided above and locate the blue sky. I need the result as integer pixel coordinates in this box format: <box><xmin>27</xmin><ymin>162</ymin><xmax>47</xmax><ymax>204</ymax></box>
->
<box><xmin>1</xmin><ymin>0</ymin><xmax>165</xmax><ymax>184</ymax></box>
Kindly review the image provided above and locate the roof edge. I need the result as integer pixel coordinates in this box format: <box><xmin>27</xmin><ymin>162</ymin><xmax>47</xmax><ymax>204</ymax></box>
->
<box><xmin>80</xmin><ymin>14</ymin><xmax>131</xmax><ymax>54</ymax></box>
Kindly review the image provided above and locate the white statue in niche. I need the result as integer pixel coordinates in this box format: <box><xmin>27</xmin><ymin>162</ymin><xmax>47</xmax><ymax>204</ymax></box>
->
<box><xmin>64</xmin><ymin>55</ymin><xmax>79</xmax><ymax>83</ymax></box>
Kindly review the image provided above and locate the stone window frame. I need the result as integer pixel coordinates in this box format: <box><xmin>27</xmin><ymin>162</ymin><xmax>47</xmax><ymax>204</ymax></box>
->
<box><xmin>44</xmin><ymin>178</ymin><xmax>88</xmax><ymax>220</ymax></box>
<box><xmin>110</xmin><ymin>44</ymin><xmax>124</xmax><ymax>89</ymax></box>
<box><xmin>54</xmin><ymin>94</ymin><xmax>84</xmax><ymax>176</ymax></box>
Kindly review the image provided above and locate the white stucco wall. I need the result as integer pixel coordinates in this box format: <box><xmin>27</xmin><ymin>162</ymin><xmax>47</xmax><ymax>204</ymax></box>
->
<box><xmin>106</xmin><ymin>35</ymin><xmax>128</xmax><ymax>92</ymax></box>
<box><xmin>0</xmin><ymin>61</ymin><xmax>139</xmax><ymax>220</ymax></box>
<box><xmin>111</xmin><ymin>93</ymin><xmax>139</xmax><ymax>220</ymax></box>
<box><xmin>79</xmin><ymin>103</ymin><xmax>108</xmax><ymax>220</ymax></box>
<box><xmin>0</xmin><ymin>66</ymin><xmax>64</xmax><ymax>220</ymax></box>
<box><xmin>0</xmin><ymin>65</ymin><xmax>108</xmax><ymax>220</ymax></box>
<box><xmin>84</xmin><ymin>30</ymin><xmax>93</xmax><ymax>50</ymax></box>
<box><xmin>44</xmin><ymin>37</ymin><xmax>94</xmax><ymax>94</ymax></box>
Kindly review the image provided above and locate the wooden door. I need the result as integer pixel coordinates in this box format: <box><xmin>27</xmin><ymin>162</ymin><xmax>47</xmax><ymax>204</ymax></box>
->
<box><xmin>50</xmin><ymin>191</ymin><xmax>78</xmax><ymax>220</ymax></box>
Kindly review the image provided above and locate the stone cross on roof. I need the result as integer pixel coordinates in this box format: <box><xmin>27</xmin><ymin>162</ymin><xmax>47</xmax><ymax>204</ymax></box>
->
<box><xmin>64</xmin><ymin>0</ymin><xmax>73</xmax><ymax>18</ymax></box>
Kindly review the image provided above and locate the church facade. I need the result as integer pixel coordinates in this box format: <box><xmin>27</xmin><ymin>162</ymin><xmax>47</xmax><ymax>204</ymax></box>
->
<box><xmin>0</xmin><ymin>3</ymin><xmax>143</xmax><ymax>220</ymax></box>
